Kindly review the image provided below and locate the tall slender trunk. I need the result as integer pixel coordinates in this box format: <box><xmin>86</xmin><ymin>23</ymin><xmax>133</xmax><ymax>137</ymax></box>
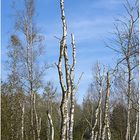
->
<box><xmin>58</xmin><ymin>0</ymin><xmax>69</xmax><ymax>139</ymax></box>
<box><xmin>98</xmin><ymin>107</ymin><xmax>102</xmax><ymax>140</ymax></box>
<box><xmin>67</xmin><ymin>109</ymin><xmax>70</xmax><ymax>140</ymax></box>
<box><xmin>21</xmin><ymin>103</ymin><xmax>25</xmax><ymax>140</ymax></box>
<box><xmin>101</xmin><ymin>72</ymin><xmax>111</xmax><ymax>140</ymax></box>
<box><xmin>90</xmin><ymin>106</ymin><xmax>99</xmax><ymax>140</ymax></box>
<box><xmin>94</xmin><ymin>131</ymin><xmax>98</xmax><ymax>140</ymax></box>
<box><xmin>36</xmin><ymin>116</ymin><xmax>41</xmax><ymax>140</ymax></box>
<box><xmin>69</xmin><ymin>93</ymin><xmax>75</xmax><ymax>140</ymax></box>
<box><xmin>90</xmin><ymin>89</ymin><xmax>102</xmax><ymax>140</ymax></box>
<box><xmin>33</xmin><ymin>93</ymin><xmax>41</xmax><ymax>140</ymax></box>
<box><xmin>90</xmin><ymin>65</ymin><xmax>103</xmax><ymax>140</ymax></box>
<box><xmin>69</xmin><ymin>34</ymin><xmax>76</xmax><ymax>140</ymax></box>
<box><xmin>58</xmin><ymin>1</ymin><xmax>77</xmax><ymax>140</ymax></box>
<box><xmin>132</xmin><ymin>112</ymin><xmax>138</xmax><ymax>140</ymax></box>
<box><xmin>125</xmin><ymin>57</ymin><xmax>131</xmax><ymax>140</ymax></box>
<box><xmin>30</xmin><ymin>85</ymin><xmax>36</xmax><ymax>140</ymax></box>
<box><xmin>47</xmin><ymin>111</ymin><xmax>54</xmax><ymax>140</ymax></box>
<box><xmin>60</xmin><ymin>96</ymin><xmax>68</xmax><ymax>140</ymax></box>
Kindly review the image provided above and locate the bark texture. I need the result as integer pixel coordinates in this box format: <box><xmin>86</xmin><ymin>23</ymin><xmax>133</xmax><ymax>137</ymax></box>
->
<box><xmin>101</xmin><ymin>72</ymin><xmax>111</xmax><ymax>140</ymax></box>
<box><xmin>132</xmin><ymin>112</ymin><xmax>138</xmax><ymax>140</ymax></box>
<box><xmin>47</xmin><ymin>110</ymin><xmax>54</xmax><ymax>140</ymax></box>
<box><xmin>57</xmin><ymin>1</ymin><xmax>77</xmax><ymax>140</ymax></box>
<box><xmin>69</xmin><ymin>34</ymin><xmax>76</xmax><ymax>140</ymax></box>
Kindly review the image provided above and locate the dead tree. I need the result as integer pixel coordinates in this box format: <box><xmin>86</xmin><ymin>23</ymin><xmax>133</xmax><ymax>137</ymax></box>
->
<box><xmin>57</xmin><ymin>0</ymin><xmax>77</xmax><ymax>139</ymax></box>
<box><xmin>101</xmin><ymin>72</ymin><xmax>111</xmax><ymax>140</ymax></box>
<box><xmin>57</xmin><ymin>0</ymin><xmax>69</xmax><ymax>139</ymax></box>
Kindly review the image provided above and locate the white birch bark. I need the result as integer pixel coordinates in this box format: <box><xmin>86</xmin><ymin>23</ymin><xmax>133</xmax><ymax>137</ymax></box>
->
<box><xmin>90</xmin><ymin>63</ymin><xmax>104</xmax><ymax>140</ymax></box>
<box><xmin>98</xmin><ymin>107</ymin><xmax>102</xmax><ymax>140</ymax></box>
<box><xmin>47</xmin><ymin>110</ymin><xmax>54</xmax><ymax>140</ymax></box>
<box><xmin>69</xmin><ymin>34</ymin><xmax>76</xmax><ymax>140</ymax></box>
<box><xmin>132</xmin><ymin>112</ymin><xmax>138</xmax><ymax>140</ymax></box>
<box><xmin>101</xmin><ymin>72</ymin><xmax>111</xmax><ymax>140</ymax></box>
<box><xmin>58</xmin><ymin>1</ymin><xmax>77</xmax><ymax>140</ymax></box>
<box><xmin>125</xmin><ymin>45</ymin><xmax>132</xmax><ymax>140</ymax></box>
<box><xmin>94</xmin><ymin>131</ymin><xmax>98</xmax><ymax>140</ymax></box>
<box><xmin>90</xmin><ymin>89</ymin><xmax>102</xmax><ymax>140</ymax></box>
<box><xmin>58</xmin><ymin>0</ymin><xmax>69</xmax><ymax>139</ymax></box>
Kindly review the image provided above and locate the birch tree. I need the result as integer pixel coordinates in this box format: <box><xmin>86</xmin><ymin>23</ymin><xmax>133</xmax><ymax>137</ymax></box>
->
<box><xmin>56</xmin><ymin>0</ymin><xmax>78</xmax><ymax>139</ymax></box>
<box><xmin>90</xmin><ymin>63</ymin><xmax>105</xmax><ymax>140</ymax></box>
<box><xmin>43</xmin><ymin>82</ymin><xmax>56</xmax><ymax>140</ymax></box>
<box><xmin>47</xmin><ymin>110</ymin><xmax>54</xmax><ymax>140</ymax></box>
<box><xmin>101</xmin><ymin>72</ymin><xmax>111</xmax><ymax>140</ymax></box>
<box><xmin>10</xmin><ymin>0</ymin><xmax>46</xmax><ymax>139</ymax></box>
<box><xmin>107</xmin><ymin>1</ymin><xmax>139</xmax><ymax>140</ymax></box>
<box><xmin>4</xmin><ymin>33</ymin><xmax>25</xmax><ymax>139</ymax></box>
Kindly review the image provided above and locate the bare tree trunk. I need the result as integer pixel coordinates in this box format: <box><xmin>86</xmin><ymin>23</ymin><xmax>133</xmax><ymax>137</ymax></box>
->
<box><xmin>90</xmin><ymin>63</ymin><xmax>104</xmax><ymax>140</ymax></box>
<box><xmin>69</xmin><ymin>34</ymin><xmax>76</xmax><ymax>140</ymax></box>
<box><xmin>33</xmin><ymin>93</ymin><xmax>41</xmax><ymax>140</ymax></box>
<box><xmin>67</xmin><ymin>110</ymin><xmax>70</xmax><ymax>140</ymax></box>
<box><xmin>21</xmin><ymin>104</ymin><xmax>25</xmax><ymax>140</ymax></box>
<box><xmin>60</xmin><ymin>97</ymin><xmax>68</xmax><ymax>140</ymax></box>
<box><xmin>98</xmin><ymin>107</ymin><xmax>102</xmax><ymax>140</ymax></box>
<box><xmin>94</xmin><ymin>131</ymin><xmax>98</xmax><ymax>140</ymax></box>
<box><xmin>101</xmin><ymin>72</ymin><xmax>111</xmax><ymax>140</ymax></box>
<box><xmin>57</xmin><ymin>0</ymin><xmax>69</xmax><ymax>140</ymax></box>
<box><xmin>90</xmin><ymin>106</ymin><xmax>99</xmax><ymax>140</ymax></box>
<box><xmin>132</xmin><ymin>112</ymin><xmax>138</xmax><ymax>140</ymax></box>
<box><xmin>31</xmin><ymin>89</ymin><xmax>36</xmax><ymax>140</ymax></box>
<box><xmin>126</xmin><ymin>97</ymin><xmax>131</xmax><ymax>140</ymax></box>
<box><xmin>90</xmin><ymin>91</ymin><xmax>102</xmax><ymax>140</ymax></box>
<box><xmin>47</xmin><ymin>110</ymin><xmax>54</xmax><ymax>140</ymax></box>
<box><xmin>126</xmin><ymin>52</ymin><xmax>132</xmax><ymax>140</ymax></box>
<box><xmin>57</xmin><ymin>1</ymin><xmax>77</xmax><ymax>140</ymax></box>
<box><xmin>36</xmin><ymin>116</ymin><xmax>41</xmax><ymax>140</ymax></box>
<box><xmin>69</xmin><ymin>95</ymin><xmax>74</xmax><ymax>140</ymax></box>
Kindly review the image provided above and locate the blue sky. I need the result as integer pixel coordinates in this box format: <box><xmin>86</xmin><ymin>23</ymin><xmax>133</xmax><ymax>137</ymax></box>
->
<box><xmin>2</xmin><ymin>0</ymin><xmax>126</xmax><ymax>103</ymax></box>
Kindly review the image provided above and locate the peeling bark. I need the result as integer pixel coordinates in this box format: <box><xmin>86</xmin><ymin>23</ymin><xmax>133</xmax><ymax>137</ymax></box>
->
<box><xmin>58</xmin><ymin>1</ymin><xmax>77</xmax><ymax>140</ymax></box>
<box><xmin>69</xmin><ymin>34</ymin><xmax>76</xmax><ymax>140</ymax></box>
<box><xmin>58</xmin><ymin>1</ymin><xmax>69</xmax><ymax>139</ymax></box>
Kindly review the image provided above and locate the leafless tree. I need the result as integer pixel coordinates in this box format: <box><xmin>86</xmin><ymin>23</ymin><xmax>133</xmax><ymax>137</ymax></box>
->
<box><xmin>56</xmin><ymin>0</ymin><xmax>78</xmax><ymax>139</ymax></box>
<box><xmin>106</xmin><ymin>1</ymin><xmax>138</xmax><ymax>140</ymax></box>
<box><xmin>10</xmin><ymin>0</ymin><xmax>47</xmax><ymax>139</ymax></box>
